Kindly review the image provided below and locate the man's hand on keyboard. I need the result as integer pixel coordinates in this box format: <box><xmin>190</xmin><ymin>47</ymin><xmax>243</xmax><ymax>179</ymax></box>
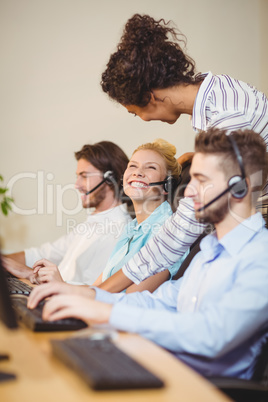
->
<box><xmin>43</xmin><ymin>294</ymin><xmax>112</xmax><ymax>325</ymax></box>
<box><xmin>2</xmin><ymin>256</ymin><xmax>34</xmax><ymax>280</ymax></box>
<box><xmin>27</xmin><ymin>281</ymin><xmax>96</xmax><ymax>309</ymax></box>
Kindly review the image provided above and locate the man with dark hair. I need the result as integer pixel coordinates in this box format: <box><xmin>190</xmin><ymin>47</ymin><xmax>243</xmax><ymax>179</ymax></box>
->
<box><xmin>3</xmin><ymin>141</ymin><xmax>131</xmax><ymax>285</ymax></box>
<box><xmin>29</xmin><ymin>128</ymin><xmax>268</xmax><ymax>380</ymax></box>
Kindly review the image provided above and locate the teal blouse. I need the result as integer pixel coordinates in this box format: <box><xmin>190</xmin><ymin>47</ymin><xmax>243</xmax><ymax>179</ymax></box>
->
<box><xmin>102</xmin><ymin>201</ymin><xmax>188</xmax><ymax>282</ymax></box>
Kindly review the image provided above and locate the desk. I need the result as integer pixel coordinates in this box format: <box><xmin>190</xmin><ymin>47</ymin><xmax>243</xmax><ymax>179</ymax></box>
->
<box><xmin>0</xmin><ymin>322</ymin><xmax>232</xmax><ymax>402</ymax></box>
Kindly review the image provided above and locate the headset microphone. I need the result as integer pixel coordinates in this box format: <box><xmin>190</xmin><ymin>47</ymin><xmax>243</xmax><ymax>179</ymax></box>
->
<box><xmin>149</xmin><ymin>179</ymin><xmax>171</xmax><ymax>193</ymax></box>
<box><xmin>197</xmin><ymin>177</ymin><xmax>245</xmax><ymax>212</ymax></box>
<box><xmin>85</xmin><ymin>171</ymin><xmax>114</xmax><ymax>195</ymax></box>
<box><xmin>148</xmin><ymin>180</ymin><xmax>166</xmax><ymax>186</ymax></box>
<box><xmin>149</xmin><ymin>176</ymin><xmax>182</xmax><ymax>193</ymax></box>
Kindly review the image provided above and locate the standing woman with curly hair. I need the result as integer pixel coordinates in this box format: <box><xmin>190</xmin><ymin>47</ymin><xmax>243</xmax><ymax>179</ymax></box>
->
<box><xmin>98</xmin><ymin>13</ymin><xmax>268</xmax><ymax>293</ymax></box>
<box><xmin>101</xmin><ymin>14</ymin><xmax>268</xmax><ymax>163</ymax></box>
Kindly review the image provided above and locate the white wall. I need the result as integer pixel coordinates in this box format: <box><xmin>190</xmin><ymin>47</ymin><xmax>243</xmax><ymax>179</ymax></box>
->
<box><xmin>0</xmin><ymin>0</ymin><xmax>266</xmax><ymax>252</ymax></box>
<box><xmin>260</xmin><ymin>0</ymin><xmax>268</xmax><ymax>95</ymax></box>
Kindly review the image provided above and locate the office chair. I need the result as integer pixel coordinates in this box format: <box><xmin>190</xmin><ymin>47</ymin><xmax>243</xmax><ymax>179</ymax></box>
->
<box><xmin>207</xmin><ymin>339</ymin><xmax>268</xmax><ymax>402</ymax></box>
<box><xmin>174</xmin><ymin>234</ymin><xmax>268</xmax><ymax>402</ymax></box>
<box><xmin>176</xmin><ymin>153</ymin><xmax>193</xmax><ymax>199</ymax></box>
<box><xmin>256</xmin><ymin>196</ymin><xmax>268</xmax><ymax>229</ymax></box>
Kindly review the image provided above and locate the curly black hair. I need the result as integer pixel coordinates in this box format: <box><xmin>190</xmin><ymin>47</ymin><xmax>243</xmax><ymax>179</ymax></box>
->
<box><xmin>101</xmin><ymin>14</ymin><xmax>202</xmax><ymax>107</ymax></box>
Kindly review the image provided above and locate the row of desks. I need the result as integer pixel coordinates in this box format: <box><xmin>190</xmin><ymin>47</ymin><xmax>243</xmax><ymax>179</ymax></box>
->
<box><xmin>0</xmin><ymin>321</ymin><xmax>231</xmax><ymax>402</ymax></box>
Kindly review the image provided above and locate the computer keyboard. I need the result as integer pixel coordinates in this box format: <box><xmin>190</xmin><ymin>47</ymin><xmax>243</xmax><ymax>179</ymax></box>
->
<box><xmin>11</xmin><ymin>296</ymin><xmax>88</xmax><ymax>332</ymax></box>
<box><xmin>7</xmin><ymin>277</ymin><xmax>33</xmax><ymax>296</ymax></box>
<box><xmin>50</xmin><ymin>337</ymin><xmax>164</xmax><ymax>390</ymax></box>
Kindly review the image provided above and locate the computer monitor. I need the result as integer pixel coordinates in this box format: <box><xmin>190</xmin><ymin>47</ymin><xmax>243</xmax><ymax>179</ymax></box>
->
<box><xmin>0</xmin><ymin>253</ymin><xmax>17</xmax><ymax>382</ymax></box>
<box><xmin>0</xmin><ymin>254</ymin><xmax>18</xmax><ymax>329</ymax></box>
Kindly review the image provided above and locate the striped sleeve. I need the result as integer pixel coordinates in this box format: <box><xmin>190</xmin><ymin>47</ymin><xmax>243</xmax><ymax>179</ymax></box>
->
<box><xmin>122</xmin><ymin>198</ymin><xmax>206</xmax><ymax>284</ymax></box>
<box><xmin>209</xmin><ymin>76</ymin><xmax>268</xmax><ymax>140</ymax></box>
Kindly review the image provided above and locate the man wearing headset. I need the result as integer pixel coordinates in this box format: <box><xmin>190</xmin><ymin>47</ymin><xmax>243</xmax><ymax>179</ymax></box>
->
<box><xmin>29</xmin><ymin>128</ymin><xmax>268</xmax><ymax>380</ymax></box>
<box><xmin>3</xmin><ymin>141</ymin><xmax>131</xmax><ymax>285</ymax></box>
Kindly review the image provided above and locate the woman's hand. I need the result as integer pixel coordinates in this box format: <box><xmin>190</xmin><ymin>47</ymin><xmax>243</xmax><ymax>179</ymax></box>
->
<box><xmin>31</xmin><ymin>258</ymin><xmax>64</xmax><ymax>284</ymax></box>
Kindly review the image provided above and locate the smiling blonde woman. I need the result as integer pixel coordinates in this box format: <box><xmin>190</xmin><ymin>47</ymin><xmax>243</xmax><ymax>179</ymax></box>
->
<box><xmin>95</xmin><ymin>138</ymin><xmax>187</xmax><ymax>293</ymax></box>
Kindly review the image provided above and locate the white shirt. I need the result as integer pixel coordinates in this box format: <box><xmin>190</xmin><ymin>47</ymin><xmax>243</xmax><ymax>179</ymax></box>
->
<box><xmin>25</xmin><ymin>204</ymin><xmax>131</xmax><ymax>285</ymax></box>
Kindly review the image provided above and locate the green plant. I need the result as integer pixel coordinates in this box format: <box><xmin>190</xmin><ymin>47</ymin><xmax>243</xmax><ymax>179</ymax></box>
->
<box><xmin>0</xmin><ymin>175</ymin><xmax>13</xmax><ymax>216</ymax></box>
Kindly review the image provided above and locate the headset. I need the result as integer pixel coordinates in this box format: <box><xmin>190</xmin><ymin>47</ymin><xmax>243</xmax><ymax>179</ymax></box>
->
<box><xmin>148</xmin><ymin>175</ymin><xmax>182</xmax><ymax>193</ymax></box>
<box><xmin>85</xmin><ymin>170</ymin><xmax>114</xmax><ymax>195</ymax></box>
<box><xmin>197</xmin><ymin>134</ymin><xmax>248</xmax><ymax>212</ymax></box>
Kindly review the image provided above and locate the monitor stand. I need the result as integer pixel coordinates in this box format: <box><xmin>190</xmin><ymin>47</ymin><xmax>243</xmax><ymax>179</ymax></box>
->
<box><xmin>0</xmin><ymin>353</ymin><xmax>16</xmax><ymax>382</ymax></box>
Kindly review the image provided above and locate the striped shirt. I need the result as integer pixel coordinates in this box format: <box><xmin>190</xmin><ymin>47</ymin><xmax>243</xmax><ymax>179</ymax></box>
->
<box><xmin>122</xmin><ymin>72</ymin><xmax>268</xmax><ymax>284</ymax></box>
<box><xmin>192</xmin><ymin>72</ymin><xmax>268</xmax><ymax>142</ymax></box>
<box><xmin>192</xmin><ymin>72</ymin><xmax>268</xmax><ymax>198</ymax></box>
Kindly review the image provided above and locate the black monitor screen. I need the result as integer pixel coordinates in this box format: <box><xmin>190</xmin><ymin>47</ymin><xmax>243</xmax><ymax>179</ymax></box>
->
<box><xmin>0</xmin><ymin>255</ymin><xmax>18</xmax><ymax>329</ymax></box>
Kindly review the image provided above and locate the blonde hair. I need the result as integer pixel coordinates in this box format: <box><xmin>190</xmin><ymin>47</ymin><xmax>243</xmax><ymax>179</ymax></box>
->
<box><xmin>133</xmin><ymin>138</ymin><xmax>181</xmax><ymax>179</ymax></box>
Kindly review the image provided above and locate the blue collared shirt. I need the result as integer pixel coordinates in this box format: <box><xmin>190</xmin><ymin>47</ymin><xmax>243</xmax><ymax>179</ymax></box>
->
<box><xmin>95</xmin><ymin>213</ymin><xmax>268</xmax><ymax>379</ymax></box>
<box><xmin>102</xmin><ymin>201</ymin><xmax>187</xmax><ymax>281</ymax></box>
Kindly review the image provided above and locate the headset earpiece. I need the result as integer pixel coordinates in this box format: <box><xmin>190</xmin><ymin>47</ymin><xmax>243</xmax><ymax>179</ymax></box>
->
<box><xmin>197</xmin><ymin>134</ymin><xmax>248</xmax><ymax>212</ymax></box>
<box><xmin>162</xmin><ymin>176</ymin><xmax>170</xmax><ymax>193</ymax></box>
<box><xmin>103</xmin><ymin>170</ymin><xmax>114</xmax><ymax>184</ymax></box>
<box><xmin>148</xmin><ymin>175</ymin><xmax>181</xmax><ymax>194</ymax></box>
<box><xmin>228</xmin><ymin>175</ymin><xmax>248</xmax><ymax>199</ymax></box>
<box><xmin>85</xmin><ymin>170</ymin><xmax>115</xmax><ymax>195</ymax></box>
<box><xmin>163</xmin><ymin>176</ymin><xmax>182</xmax><ymax>193</ymax></box>
<box><xmin>227</xmin><ymin>135</ymin><xmax>248</xmax><ymax>199</ymax></box>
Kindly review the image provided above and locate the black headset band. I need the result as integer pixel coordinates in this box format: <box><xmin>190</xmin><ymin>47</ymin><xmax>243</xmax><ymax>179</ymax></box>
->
<box><xmin>228</xmin><ymin>134</ymin><xmax>246</xmax><ymax>180</ymax></box>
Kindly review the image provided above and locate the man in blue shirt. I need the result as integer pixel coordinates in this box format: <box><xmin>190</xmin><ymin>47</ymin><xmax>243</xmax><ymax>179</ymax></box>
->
<box><xmin>28</xmin><ymin>127</ymin><xmax>268</xmax><ymax>380</ymax></box>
